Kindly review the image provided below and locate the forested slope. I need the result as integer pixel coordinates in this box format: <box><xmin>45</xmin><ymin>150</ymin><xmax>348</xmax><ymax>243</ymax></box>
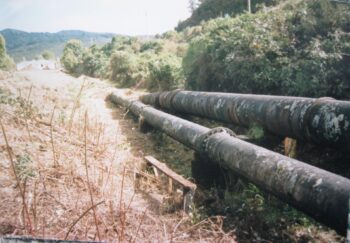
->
<box><xmin>0</xmin><ymin>29</ymin><xmax>115</xmax><ymax>62</ymax></box>
<box><xmin>183</xmin><ymin>0</ymin><xmax>350</xmax><ymax>98</ymax></box>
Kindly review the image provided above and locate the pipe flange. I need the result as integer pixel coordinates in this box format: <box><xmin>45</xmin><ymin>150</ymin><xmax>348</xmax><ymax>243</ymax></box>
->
<box><xmin>201</xmin><ymin>127</ymin><xmax>236</xmax><ymax>153</ymax></box>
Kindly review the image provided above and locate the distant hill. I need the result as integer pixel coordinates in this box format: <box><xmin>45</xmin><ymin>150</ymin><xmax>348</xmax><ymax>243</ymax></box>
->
<box><xmin>0</xmin><ymin>29</ymin><xmax>117</xmax><ymax>62</ymax></box>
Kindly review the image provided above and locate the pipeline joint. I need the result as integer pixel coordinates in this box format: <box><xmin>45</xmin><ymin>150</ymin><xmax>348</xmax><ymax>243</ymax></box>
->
<box><xmin>201</xmin><ymin>127</ymin><xmax>236</xmax><ymax>153</ymax></box>
<box><xmin>302</xmin><ymin>96</ymin><xmax>337</xmax><ymax>143</ymax></box>
<box><xmin>160</xmin><ymin>89</ymin><xmax>183</xmax><ymax>109</ymax></box>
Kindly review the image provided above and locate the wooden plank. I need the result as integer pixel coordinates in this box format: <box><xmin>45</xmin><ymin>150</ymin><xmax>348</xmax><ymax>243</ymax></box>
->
<box><xmin>152</xmin><ymin>167</ymin><xmax>159</xmax><ymax>177</ymax></box>
<box><xmin>183</xmin><ymin>188</ymin><xmax>196</xmax><ymax>214</ymax></box>
<box><xmin>144</xmin><ymin>156</ymin><xmax>196</xmax><ymax>214</ymax></box>
<box><xmin>144</xmin><ymin>156</ymin><xmax>196</xmax><ymax>190</ymax></box>
<box><xmin>168</xmin><ymin>177</ymin><xmax>173</xmax><ymax>194</ymax></box>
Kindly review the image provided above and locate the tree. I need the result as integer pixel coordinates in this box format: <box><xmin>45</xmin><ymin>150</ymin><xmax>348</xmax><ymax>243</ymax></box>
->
<box><xmin>109</xmin><ymin>51</ymin><xmax>138</xmax><ymax>87</ymax></box>
<box><xmin>60</xmin><ymin>39</ymin><xmax>85</xmax><ymax>74</ymax></box>
<box><xmin>0</xmin><ymin>34</ymin><xmax>15</xmax><ymax>71</ymax></box>
<box><xmin>182</xmin><ymin>0</ymin><xmax>350</xmax><ymax>99</ymax></box>
<box><xmin>0</xmin><ymin>35</ymin><xmax>5</xmax><ymax>56</ymax></box>
<box><xmin>189</xmin><ymin>0</ymin><xmax>200</xmax><ymax>12</ymax></box>
<box><xmin>82</xmin><ymin>45</ymin><xmax>108</xmax><ymax>78</ymax></box>
<box><xmin>147</xmin><ymin>54</ymin><xmax>184</xmax><ymax>91</ymax></box>
<box><xmin>177</xmin><ymin>0</ymin><xmax>283</xmax><ymax>31</ymax></box>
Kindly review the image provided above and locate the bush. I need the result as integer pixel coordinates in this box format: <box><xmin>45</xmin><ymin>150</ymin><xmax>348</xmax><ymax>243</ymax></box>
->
<box><xmin>183</xmin><ymin>0</ymin><xmax>350</xmax><ymax>99</ymax></box>
<box><xmin>42</xmin><ymin>50</ymin><xmax>55</xmax><ymax>60</ymax></box>
<box><xmin>61</xmin><ymin>39</ymin><xmax>85</xmax><ymax>74</ymax></box>
<box><xmin>183</xmin><ymin>37</ymin><xmax>213</xmax><ymax>90</ymax></box>
<box><xmin>102</xmin><ymin>36</ymin><xmax>141</xmax><ymax>56</ymax></box>
<box><xmin>82</xmin><ymin>45</ymin><xmax>108</xmax><ymax>78</ymax></box>
<box><xmin>0</xmin><ymin>34</ymin><xmax>15</xmax><ymax>71</ymax></box>
<box><xmin>146</xmin><ymin>54</ymin><xmax>184</xmax><ymax>91</ymax></box>
<box><xmin>176</xmin><ymin>0</ymin><xmax>284</xmax><ymax>31</ymax></box>
<box><xmin>0</xmin><ymin>35</ymin><xmax>6</xmax><ymax>56</ymax></box>
<box><xmin>140</xmin><ymin>40</ymin><xmax>163</xmax><ymax>53</ymax></box>
<box><xmin>0</xmin><ymin>55</ymin><xmax>15</xmax><ymax>71</ymax></box>
<box><xmin>109</xmin><ymin>51</ymin><xmax>139</xmax><ymax>87</ymax></box>
<box><xmin>60</xmin><ymin>32</ymin><xmax>187</xmax><ymax>92</ymax></box>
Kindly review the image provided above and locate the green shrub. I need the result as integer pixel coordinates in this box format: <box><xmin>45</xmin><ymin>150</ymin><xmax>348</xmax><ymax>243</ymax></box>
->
<box><xmin>140</xmin><ymin>40</ymin><xmax>163</xmax><ymax>53</ymax></box>
<box><xmin>0</xmin><ymin>34</ymin><xmax>15</xmax><ymax>71</ymax></box>
<box><xmin>102</xmin><ymin>36</ymin><xmax>141</xmax><ymax>56</ymax></box>
<box><xmin>109</xmin><ymin>51</ymin><xmax>139</xmax><ymax>87</ymax></box>
<box><xmin>183</xmin><ymin>37</ymin><xmax>213</xmax><ymax>90</ymax></box>
<box><xmin>61</xmin><ymin>39</ymin><xmax>85</xmax><ymax>74</ymax></box>
<box><xmin>82</xmin><ymin>45</ymin><xmax>108</xmax><ymax>78</ymax></box>
<box><xmin>0</xmin><ymin>35</ymin><xmax>7</xmax><ymax>58</ymax></box>
<box><xmin>183</xmin><ymin>0</ymin><xmax>350</xmax><ymax>99</ymax></box>
<box><xmin>42</xmin><ymin>50</ymin><xmax>55</xmax><ymax>60</ymax></box>
<box><xmin>162</xmin><ymin>31</ymin><xmax>182</xmax><ymax>42</ymax></box>
<box><xmin>176</xmin><ymin>0</ymin><xmax>284</xmax><ymax>31</ymax></box>
<box><xmin>146</xmin><ymin>54</ymin><xmax>184</xmax><ymax>91</ymax></box>
<box><xmin>247</xmin><ymin>124</ymin><xmax>264</xmax><ymax>140</ymax></box>
<box><xmin>60</xmin><ymin>31</ymin><xmax>187</xmax><ymax>91</ymax></box>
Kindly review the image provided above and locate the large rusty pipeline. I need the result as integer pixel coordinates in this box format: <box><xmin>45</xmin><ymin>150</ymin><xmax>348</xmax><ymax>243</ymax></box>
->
<box><xmin>140</xmin><ymin>90</ymin><xmax>350</xmax><ymax>148</ymax></box>
<box><xmin>110</xmin><ymin>91</ymin><xmax>350</xmax><ymax>235</ymax></box>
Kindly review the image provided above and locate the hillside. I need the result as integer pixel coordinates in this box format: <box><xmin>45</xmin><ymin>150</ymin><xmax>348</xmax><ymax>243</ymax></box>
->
<box><xmin>0</xmin><ymin>29</ymin><xmax>116</xmax><ymax>62</ymax></box>
<box><xmin>176</xmin><ymin>0</ymin><xmax>284</xmax><ymax>31</ymax></box>
<box><xmin>59</xmin><ymin>0</ymin><xmax>350</xmax><ymax>100</ymax></box>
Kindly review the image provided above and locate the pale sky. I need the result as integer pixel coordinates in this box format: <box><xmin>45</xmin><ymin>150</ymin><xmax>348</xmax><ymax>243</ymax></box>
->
<box><xmin>0</xmin><ymin>0</ymin><xmax>191</xmax><ymax>35</ymax></box>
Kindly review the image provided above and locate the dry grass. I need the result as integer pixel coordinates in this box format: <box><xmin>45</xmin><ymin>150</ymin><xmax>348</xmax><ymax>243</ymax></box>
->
<box><xmin>0</xmin><ymin>70</ymin><xmax>237</xmax><ymax>242</ymax></box>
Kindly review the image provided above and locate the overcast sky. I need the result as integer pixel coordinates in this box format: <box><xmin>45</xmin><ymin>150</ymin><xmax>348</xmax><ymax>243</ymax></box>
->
<box><xmin>0</xmin><ymin>0</ymin><xmax>191</xmax><ymax>35</ymax></box>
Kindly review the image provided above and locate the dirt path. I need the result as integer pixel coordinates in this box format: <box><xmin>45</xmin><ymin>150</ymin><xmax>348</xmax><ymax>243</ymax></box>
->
<box><xmin>0</xmin><ymin>70</ymin><xmax>234</xmax><ymax>242</ymax></box>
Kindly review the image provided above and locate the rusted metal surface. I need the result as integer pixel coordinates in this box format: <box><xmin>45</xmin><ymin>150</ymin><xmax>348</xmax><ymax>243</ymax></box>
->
<box><xmin>140</xmin><ymin>90</ymin><xmax>350</xmax><ymax>148</ymax></box>
<box><xmin>110</xmin><ymin>91</ymin><xmax>350</xmax><ymax>235</ymax></box>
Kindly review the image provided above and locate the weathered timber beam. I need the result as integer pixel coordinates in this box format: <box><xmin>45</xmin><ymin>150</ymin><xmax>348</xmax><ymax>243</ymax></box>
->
<box><xmin>144</xmin><ymin>156</ymin><xmax>196</xmax><ymax>213</ymax></box>
<box><xmin>144</xmin><ymin>156</ymin><xmax>196</xmax><ymax>191</ymax></box>
<box><xmin>140</xmin><ymin>90</ymin><xmax>350</xmax><ymax>148</ymax></box>
<box><xmin>109</xmin><ymin>91</ymin><xmax>350</xmax><ymax>235</ymax></box>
